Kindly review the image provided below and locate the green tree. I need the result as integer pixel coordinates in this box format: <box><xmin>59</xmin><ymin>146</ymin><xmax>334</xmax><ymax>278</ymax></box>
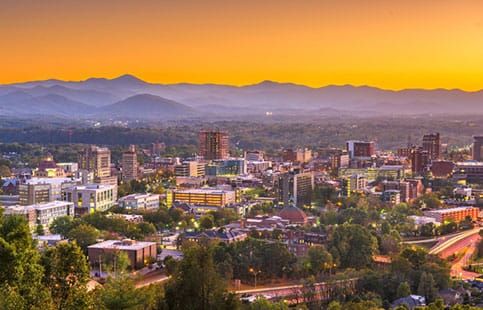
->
<box><xmin>67</xmin><ymin>224</ymin><xmax>100</xmax><ymax>254</ymax></box>
<box><xmin>328</xmin><ymin>223</ymin><xmax>377</xmax><ymax>269</ymax></box>
<box><xmin>396</xmin><ymin>281</ymin><xmax>411</xmax><ymax>298</ymax></box>
<box><xmin>417</xmin><ymin>272</ymin><xmax>437</xmax><ymax>303</ymax></box>
<box><xmin>164</xmin><ymin>243</ymin><xmax>236</xmax><ymax>310</ymax></box>
<box><xmin>305</xmin><ymin>246</ymin><xmax>333</xmax><ymax>276</ymax></box>
<box><xmin>199</xmin><ymin>215</ymin><xmax>215</xmax><ymax>230</ymax></box>
<box><xmin>0</xmin><ymin>215</ymin><xmax>53</xmax><ymax>309</ymax></box>
<box><xmin>95</xmin><ymin>276</ymin><xmax>146</xmax><ymax>309</ymax></box>
<box><xmin>41</xmin><ymin>242</ymin><xmax>91</xmax><ymax>309</ymax></box>
<box><xmin>49</xmin><ymin>216</ymin><xmax>78</xmax><ymax>237</ymax></box>
<box><xmin>35</xmin><ymin>224</ymin><xmax>45</xmax><ymax>236</ymax></box>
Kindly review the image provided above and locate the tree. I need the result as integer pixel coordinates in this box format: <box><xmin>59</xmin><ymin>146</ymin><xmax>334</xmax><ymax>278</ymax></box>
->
<box><xmin>164</xmin><ymin>243</ymin><xmax>236</xmax><ymax>310</ymax></box>
<box><xmin>67</xmin><ymin>224</ymin><xmax>100</xmax><ymax>254</ymax></box>
<box><xmin>396</xmin><ymin>281</ymin><xmax>411</xmax><ymax>298</ymax></box>
<box><xmin>35</xmin><ymin>224</ymin><xmax>45</xmax><ymax>236</ymax></box>
<box><xmin>0</xmin><ymin>214</ymin><xmax>53</xmax><ymax>309</ymax></box>
<box><xmin>305</xmin><ymin>246</ymin><xmax>333</xmax><ymax>276</ymax></box>
<box><xmin>199</xmin><ymin>215</ymin><xmax>215</xmax><ymax>230</ymax></box>
<box><xmin>328</xmin><ymin>224</ymin><xmax>377</xmax><ymax>269</ymax></box>
<box><xmin>50</xmin><ymin>216</ymin><xmax>77</xmax><ymax>237</ymax></box>
<box><xmin>95</xmin><ymin>276</ymin><xmax>147</xmax><ymax>309</ymax></box>
<box><xmin>41</xmin><ymin>242</ymin><xmax>91</xmax><ymax>309</ymax></box>
<box><xmin>417</xmin><ymin>272</ymin><xmax>437</xmax><ymax>303</ymax></box>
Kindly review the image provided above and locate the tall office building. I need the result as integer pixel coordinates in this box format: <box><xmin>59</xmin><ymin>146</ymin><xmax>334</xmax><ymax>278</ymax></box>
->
<box><xmin>199</xmin><ymin>130</ymin><xmax>229</xmax><ymax>160</ymax></box>
<box><xmin>18</xmin><ymin>183</ymin><xmax>51</xmax><ymax>205</ymax></box>
<box><xmin>473</xmin><ymin>136</ymin><xmax>483</xmax><ymax>161</ymax></box>
<box><xmin>410</xmin><ymin>147</ymin><xmax>429</xmax><ymax>175</ymax></box>
<box><xmin>122</xmin><ymin>145</ymin><xmax>138</xmax><ymax>182</ymax></box>
<box><xmin>78</xmin><ymin>145</ymin><xmax>112</xmax><ymax>179</ymax></box>
<box><xmin>422</xmin><ymin>133</ymin><xmax>441</xmax><ymax>160</ymax></box>
<box><xmin>346</xmin><ymin>141</ymin><xmax>375</xmax><ymax>159</ymax></box>
<box><xmin>277</xmin><ymin>171</ymin><xmax>314</xmax><ymax>207</ymax></box>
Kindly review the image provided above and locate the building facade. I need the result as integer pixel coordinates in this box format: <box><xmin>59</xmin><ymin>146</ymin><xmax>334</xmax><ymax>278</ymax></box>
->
<box><xmin>199</xmin><ymin>130</ymin><xmax>229</xmax><ymax>160</ymax></box>
<box><xmin>62</xmin><ymin>184</ymin><xmax>115</xmax><ymax>216</ymax></box>
<box><xmin>122</xmin><ymin>145</ymin><xmax>138</xmax><ymax>182</ymax></box>
<box><xmin>118</xmin><ymin>193</ymin><xmax>160</xmax><ymax>210</ymax></box>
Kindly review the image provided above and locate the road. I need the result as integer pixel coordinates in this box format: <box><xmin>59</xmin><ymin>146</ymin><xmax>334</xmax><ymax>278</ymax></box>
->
<box><xmin>429</xmin><ymin>227</ymin><xmax>481</xmax><ymax>256</ymax></box>
<box><xmin>449</xmin><ymin>237</ymin><xmax>481</xmax><ymax>280</ymax></box>
<box><xmin>234</xmin><ymin>278</ymin><xmax>358</xmax><ymax>304</ymax></box>
<box><xmin>426</xmin><ymin>227</ymin><xmax>481</xmax><ymax>280</ymax></box>
<box><xmin>135</xmin><ymin>270</ymin><xmax>170</xmax><ymax>288</ymax></box>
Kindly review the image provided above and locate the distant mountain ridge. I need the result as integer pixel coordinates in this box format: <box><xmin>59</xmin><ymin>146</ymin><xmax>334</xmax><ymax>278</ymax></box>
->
<box><xmin>1</xmin><ymin>74</ymin><xmax>483</xmax><ymax>119</ymax></box>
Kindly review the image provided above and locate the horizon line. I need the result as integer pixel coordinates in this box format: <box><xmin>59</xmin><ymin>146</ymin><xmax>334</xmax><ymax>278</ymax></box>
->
<box><xmin>2</xmin><ymin>74</ymin><xmax>483</xmax><ymax>93</ymax></box>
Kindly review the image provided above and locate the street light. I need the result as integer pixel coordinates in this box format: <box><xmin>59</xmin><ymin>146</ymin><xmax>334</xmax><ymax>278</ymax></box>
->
<box><xmin>249</xmin><ymin>267</ymin><xmax>261</xmax><ymax>287</ymax></box>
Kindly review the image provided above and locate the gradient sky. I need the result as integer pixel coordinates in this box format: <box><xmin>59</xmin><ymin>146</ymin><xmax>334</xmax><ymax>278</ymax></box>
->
<box><xmin>1</xmin><ymin>0</ymin><xmax>483</xmax><ymax>90</ymax></box>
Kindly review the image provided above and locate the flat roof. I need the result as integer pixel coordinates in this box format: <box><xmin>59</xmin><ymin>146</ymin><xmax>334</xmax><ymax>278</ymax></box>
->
<box><xmin>88</xmin><ymin>239</ymin><xmax>156</xmax><ymax>250</ymax></box>
<box><xmin>174</xmin><ymin>188</ymin><xmax>234</xmax><ymax>194</ymax></box>
<box><xmin>425</xmin><ymin>206</ymin><xmax>478</xmax><ymax>214</ymax></box>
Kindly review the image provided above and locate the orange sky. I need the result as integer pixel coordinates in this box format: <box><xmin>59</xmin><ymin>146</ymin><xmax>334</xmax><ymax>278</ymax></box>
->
<box><xmin>1</xmin><ymin>0</ymin><xmax>483</xmax><ymax>90</ymax></box>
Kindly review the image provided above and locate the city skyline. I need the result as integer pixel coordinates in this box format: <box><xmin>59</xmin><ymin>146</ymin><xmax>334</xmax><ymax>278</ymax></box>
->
<box><xmin>2</xmin><ymin>1</ymin><xmax>483</xmax><ymax>90</ymax></box>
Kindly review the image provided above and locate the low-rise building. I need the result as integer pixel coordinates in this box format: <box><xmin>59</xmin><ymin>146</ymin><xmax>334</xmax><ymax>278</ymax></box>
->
<box><xmin>118</xmin><ymin>193</ymin><xmax>160</xmax><ymax>210</ymax></box>
<box><xmin>424</xmin><ymin>206</ymin><xmax>479</xmax><ymax>223</ymax></box>
<box><xmin>2</xmin><ymin>201</ymin><xmax>74</xmax><ymax>230</ymax></box>
<box><xmin>62</xmin><ymin>184</ymin><xmax>115</xmax><ymax>216</ymax></box>
<box><xmin>88</xmin><ymin>239</ymin><xmax>157</xmax><ymax>270</ymax></box>
<box><xmin>173</xmin><ymin>188</ymin><xmax>236</xmax><ymax>207</ymax></box>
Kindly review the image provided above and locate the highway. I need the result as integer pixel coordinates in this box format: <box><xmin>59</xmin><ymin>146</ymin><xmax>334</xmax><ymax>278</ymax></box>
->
<box><xmin>428</xmin><ymin>227</ymin><xmax>481</xmax><ymax>256</ymax></box>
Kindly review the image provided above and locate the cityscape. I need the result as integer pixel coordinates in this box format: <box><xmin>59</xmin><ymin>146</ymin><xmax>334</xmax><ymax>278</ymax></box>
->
<box><xmin>2</xmin><ymin>1</ymin><xmax>483</xmax><ymax>310</ymax></box>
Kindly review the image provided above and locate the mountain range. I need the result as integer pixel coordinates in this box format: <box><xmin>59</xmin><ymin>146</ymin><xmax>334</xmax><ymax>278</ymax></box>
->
<box><xmin>1</xmin><ymin>74</ymin><xmax>482</xmax><ymax>120</ymax></box>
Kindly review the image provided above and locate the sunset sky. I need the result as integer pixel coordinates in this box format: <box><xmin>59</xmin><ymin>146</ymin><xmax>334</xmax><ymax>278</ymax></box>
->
<box><xmin>1</xmin><ymin>0</ymin><xmax>483</xmax><ymax>90</ymax></box>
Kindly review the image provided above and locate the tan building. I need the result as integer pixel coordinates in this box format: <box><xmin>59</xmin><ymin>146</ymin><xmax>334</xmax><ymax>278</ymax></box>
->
<box><xmin>88</xmin><ymin>239</ymin><xmax>157</xmax><ymax>270</ymax></box>
<box><xmin>175</xmin><ymin>161</ymin><xmax>206</xmax><ymax>177</ymax></box>
<box><xmin>18</xmin><ymin>183</ymin><xmax>51</xmax><ymax>206</ymax></box>
<box><xmin>199</xmin><ymin>130</ymin><xmax>229</xmax><ymax>160</ymax></box>
<box><xmin>78</xmin><ymin>145</ymin><xmax>112</xmax><ymax>179</ymax></box>
<box><xmin>122</xmin><ymin>145</ymin><xmax>138</xmax><ymax>182</ymax></box>
<box><xmin>173</xmin><ymin>188</ymin><xmax>236</xmax><ymax>207</ymax></box>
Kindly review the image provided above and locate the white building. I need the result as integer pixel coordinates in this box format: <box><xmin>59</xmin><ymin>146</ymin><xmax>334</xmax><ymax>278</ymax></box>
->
<box><xmin>62</xmin><ymin>184</ymin><xmax>115</xmax><ymax>216</ymax></box>
<box><xmin>2</xmin><ymin>201</ymin><xmax>74</xmax><ymax>230</ymax></box>
<box><xmin>118</xmin><ymin>193</ymin><xmax>160</xmax><ymax>210</ymax></box>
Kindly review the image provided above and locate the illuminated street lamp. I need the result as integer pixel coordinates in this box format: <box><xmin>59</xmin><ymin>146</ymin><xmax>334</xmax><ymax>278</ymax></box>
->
<box><xmin>249</xmin><ymin>267</ymin><xmax>261</xmax><ymax>287</ymax></box>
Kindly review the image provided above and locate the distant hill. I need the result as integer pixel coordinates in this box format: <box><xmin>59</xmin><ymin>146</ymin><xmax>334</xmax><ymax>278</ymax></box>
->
<box><xmin>99</xmin><ymin>94</ymin><xmax>193</xmax><ymax>119</ymax></box>
<box><xmin>1</xmin><ymin>74</ymin><xmax>483</xmax><ymax>119</ymax></box>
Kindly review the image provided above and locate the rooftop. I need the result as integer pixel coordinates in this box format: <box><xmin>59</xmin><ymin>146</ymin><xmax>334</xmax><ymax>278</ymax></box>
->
<box><xmin>88</xmin><ymin>239</ymin><xmax>156</xmax><ymax>250</ymax></box>
<box><xmin>426</xmin><ymin>206</ymin><xmax>478</xmax><ymax>214</ymax></box>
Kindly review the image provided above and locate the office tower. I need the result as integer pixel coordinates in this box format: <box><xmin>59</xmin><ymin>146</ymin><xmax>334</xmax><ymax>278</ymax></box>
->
<box><xmin>278</xmin><ymin>171</ymin><xmax>314</xmax><ymax>207</ymax></box>
<box><xmin>122</xmin><ymin>145</ymin><xmax>138</xmax><ymax>182</ymax></box>
<box><xmin>422</xmin><ymin>133</ymin><xmax>441</xmax><ymax>160</ymax></box>
<box><xmin>18</xmin><ymin>183</ymin><xmax>51</xmax><ymax>205</ymax></box>
<box><xmin>199</xmin><ymin>130</ymin><xmax>229</xmax><ymax>160</ymax></box>
<box><xmin>473</xmin><ymin>136</ymin><xmax>483</xmax><ymax>161</ymax></box>
<box><xmin>78</xmin><ymin>145</ymin><xmax>112</xmax><ymax>179</ymax></box>
<box><xmin>410</xmin><ymin>147</ymin><xmax>429</xmax><ymax>175</ymax></box>
<box><xmin>346</xmin><ymin>140</ymin><xmax>375</xmax><ymax>159</ymax></box>
<box><xmin>175</xmin><ymin>161</ymin><xmax>206</xmax><ymax>177</ymax></box>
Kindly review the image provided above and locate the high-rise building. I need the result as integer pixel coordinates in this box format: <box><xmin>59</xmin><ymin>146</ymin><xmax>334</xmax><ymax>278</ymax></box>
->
<box><xmin>199</xmin><ymin>130</ymin><xmax>229</xmax><ymax>160</ymax></box>
<box><xmin>410</xmin><ymin>147</ymin><xmax>429</xmax><ymax>175</ymax></box>
<box><xmin>78</xmin><ymin>145</ymin><xmax>112</xmax><ymax>179</ymax></box>
<box><xmin>277</xmin><ymin>171</ymin><xmax>314</xmax><ymax>207</ymax></box>
<box><xmin>422</xmin><ymin>133</ymin><xmax>441</xmax><ymax>160</ymax></box>
<box><xmin>122</xmin><ymin>145</ymin><xmax>138</xmax><ymax>182</ymax></box>
<box><xmin>473</xmin><ymin>136</ymin><xmax>483</xmax><ymax>161</ymax></box>
<box><xmin>346</xmin><ymin>141</ymin><xmax>375</xmax><ymax>159</ymax></box>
